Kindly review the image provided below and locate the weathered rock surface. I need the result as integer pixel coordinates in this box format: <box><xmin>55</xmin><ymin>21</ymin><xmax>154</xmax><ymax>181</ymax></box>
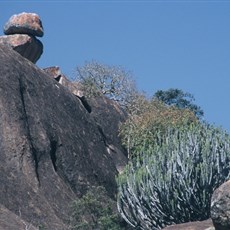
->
<box><xmin>43</xmin><ymin>66</ymin><xmax>91</xmax><ymax>113</ymax></box>
<box><xmin>0</xmin><ymin>44</ymin><xmax>127</xmax><ymax>229</ymax></box>
<box><xmin>89</xmin><ymin>96</ymin><xmax>128</xmax><ymax>173</ymax></box>
<box><xmin>43</xmin><ymin>66</ymin><xmax>62</xmax><ymax>80</ymax></box>
<box><xmin>0</xmin><ymin>34</ymin><xmax>43</xmax><ymax>63</ymax></box>
<box><xmin>43</xmin><ymin>66</ymin><xmax>84</xmax><ymax>97</ymax></box>
<box><xmin>4</xmin><ymin>12</ymin><xmax>44</xmax><ymax>37</ymax></box>
<box><xmin>43</xmin><ymin>66</ymin><xmax>128</xmax><ymax>172</ymax></box>
<box><xmin>162</xmin><ymin>219</ymin><xmax>214</xmax><ymax>230</ymax></box>
<box><xmin>0</xmin><ymin>204</ymin><xmax>38</xmax><ymax>230</ymax></box>
<box><xmin>211</xmin><ymin>180</ymin><xmax>230</xmax><ymax>230</ymax></box>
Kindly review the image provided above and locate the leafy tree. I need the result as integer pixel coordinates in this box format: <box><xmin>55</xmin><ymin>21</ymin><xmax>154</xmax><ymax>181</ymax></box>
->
<box><xmin>117</xmin><ymin>124</ymin><xmax>230</xmax><ymax>229</ymax></box>
<box><xmin>153</xmin><ymin>88</ymin><xmax>204</xmax><ymax>119</ymax></box>
<box><xmin>70</xmin><ymin>186</ymin><xmax>126</xmax><ymax>230</ymax></box>
<box><xmin>119</xmin><ymin>99</ymin><xmax>198</xmax><ymax>157</ymax></box>
<box><xmin>75</xmin><ymin>61</ymin><xmax>138</xmax><ymax>108</ymax></box>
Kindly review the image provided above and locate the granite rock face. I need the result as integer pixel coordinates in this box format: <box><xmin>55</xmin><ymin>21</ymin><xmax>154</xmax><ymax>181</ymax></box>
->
<box><xmin>211</xmin><ymin>180</ymin><xmax>230</xmax><ymax>230</ymax></box>
<box><xmin>43</xmin><ymin>66</ymin><xmax>128</xmax><ymax>172</ymax></box>
<box><xmin>43</xmin><ymin>66</ymin><xmax>83</xmax><ymax>97</ymax></box>
<box><xmin>4</xmin><ymin>12</ymin><xmax>44</xmax><ymax>37</ymax></box>
<box><xmin>0</xmin><ymin>204</ymin><xmax>38</xmax><ymax>230</ymax></box>
<box><xmin>43</xmin><ymin>66</ymin><xmax>62</xmax><ymax>80</ymax></box>
<box><xmin>0</xmin><ymin>44</ymin><xmax>127</xmax><ymax>229</ymax></box>
<box><xmin>0</xmin><ymin>34</ymin><xmax>43</xmax><ymax>63</ymax></box>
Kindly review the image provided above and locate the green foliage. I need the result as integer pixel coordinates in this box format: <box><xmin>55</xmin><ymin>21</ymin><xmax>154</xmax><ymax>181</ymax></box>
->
<box><xmin>74</xmin><ymin>61</ymin><xmax>138</xmax><ymax>108</ymax></box>
<box><xmin>120</xmin><ymin>99</ymin><xmax>198</xmax><ymax>157</ymax></box>
<box><xmin>71</xmin><ymin>186</ymin><xmax>125</xmax><ymax>230</ymax></box>
<box><xmin>117</xmin><ymin>124</ymin><xmax>230</xmax><ymax>229</ymax></box>
<box><xmin>153</xmin><ymin>88</ymin><xmax>204</xmax><ymax>119</ymax></box>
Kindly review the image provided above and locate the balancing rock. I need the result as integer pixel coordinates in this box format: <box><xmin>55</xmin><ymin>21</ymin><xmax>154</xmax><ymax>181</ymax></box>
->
<box><xmin>1</xmin><ymin>12</ymin><xmax>44</xmax><ymax>63</ymax></box>
<box><xmin>0</xmin><ymin>34</ymin><xmax>43</xmax><ymax>63</ymax></box>
<box><xmin>4</xmin><ymin>12</ymin><xmax>44</xmax><ymax>37</ymax></box>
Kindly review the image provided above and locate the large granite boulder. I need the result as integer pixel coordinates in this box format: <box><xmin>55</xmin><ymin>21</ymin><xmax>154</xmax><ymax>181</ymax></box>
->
<box><xmin>4</xmin><ymin>12</ymin><xmax>44</xmax><ymax>37</ymax></box>
<box><xmin>0</xmin><ymin>34</ymin><xmax>43</xmax><ymax>63</ymax></box>
<box><xmin>0</xmin><ymin>12</ymin><xmax>43</xmax><ymax>63</ymax></box>
<box><xmin>211</xmin><ymin>180</ymin><xmax>230</xmax><ymax>230</ymax></box>
<box><xmin>162</xmin><ymin>219</ymin><xmax>214</xmax><ymax>230</ymax></box>
<box><xmin>0</xmin><ymin>44</ymin><xmax>127</xmax><ymax>229</ymax></box>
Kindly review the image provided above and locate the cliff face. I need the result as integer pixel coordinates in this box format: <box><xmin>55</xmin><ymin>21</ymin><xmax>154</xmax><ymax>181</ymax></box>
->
<box><xmin>0</xmin><ymin>44</ymin><xmax>127</xmax><ymax>229</ymax></box>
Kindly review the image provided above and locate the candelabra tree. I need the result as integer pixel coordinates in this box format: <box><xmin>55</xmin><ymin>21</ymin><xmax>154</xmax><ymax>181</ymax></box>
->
<box><xmin>117</xmin><ymin>124</ymin><xmax>230</xmax><ymax>229</ymax></box>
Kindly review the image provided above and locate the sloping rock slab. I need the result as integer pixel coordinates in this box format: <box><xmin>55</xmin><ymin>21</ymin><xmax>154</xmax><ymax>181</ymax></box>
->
<box><xmin>43</xmin><ymin>66</ymin><xmax>128</xmax><ymax>172</ymax></box>
<box><xmin>0</xmin><ymin>45</ymin><xmax>123</xmax><ymax>229</ymax></box>
<box><xmin>162</xmin><ymin>219</ymin><xmax>214</xmax><ymax>230</ymax></box>
<box><xmin>89</xmin><ymin>96</ymin><xmax>128</xmax><ymax>172</ymax></box>
<box><xmin>0</xmin><ymin>205</ymin><xmax>37</xmax><ymax>230</ymax></box>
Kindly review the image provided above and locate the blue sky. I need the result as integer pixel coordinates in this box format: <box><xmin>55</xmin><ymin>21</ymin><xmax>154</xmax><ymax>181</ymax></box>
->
<box><xmin>1</xmin><ymin>1</ymin><xmax>230</xmax><ymax>131</ymax></box>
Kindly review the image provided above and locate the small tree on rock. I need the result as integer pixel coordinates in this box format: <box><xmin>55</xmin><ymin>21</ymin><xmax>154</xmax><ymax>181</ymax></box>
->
<box><xmin>70</xmin><ymin>186</ymin><xmax>127</xmax><ymax>230</ymax></box>
<box><xmin>75</xmin><ymin>61</ymin><xmax>138</xmax><ymax>109</ymax></box>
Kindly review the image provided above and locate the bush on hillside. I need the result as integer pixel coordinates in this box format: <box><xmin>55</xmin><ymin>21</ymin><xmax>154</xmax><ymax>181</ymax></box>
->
<box><xmin>119</xmin><ymin>99</ymin><xmax>198</xmax><ymax>157</ymax></box>
<box><xmin>70</xmin><ymin>186</ymin><xmax>126</xmax><ymax>230</ymax></box>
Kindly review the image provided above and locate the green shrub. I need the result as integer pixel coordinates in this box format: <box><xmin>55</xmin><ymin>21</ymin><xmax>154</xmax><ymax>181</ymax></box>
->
<box><xmin>71</xmin><ymin>186</ymin><xmax>125</xmax><ymax>230</ymax></box>
<box><xmin>119</xmin><ymin>99</ymin><xmax>198</xmax><ymax>157</ymax></box>
<box><xmin>117</xmin><ymin>124</ymin><xmax>230</xmax><ymax>229</ymax></box>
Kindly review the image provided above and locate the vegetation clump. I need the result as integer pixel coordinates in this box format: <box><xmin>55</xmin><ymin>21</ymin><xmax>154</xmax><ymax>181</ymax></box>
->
<box><xmin>117</xmin><ymin>124</ymin><xmax>230</xmax><ymax>229</ymax></box>
<box><xmin>71</xmin><ymin>186</ymin><xmax>126</xmax><ymax>230</ymax></box>
<box><xmin>153</xmin><ymin>88</ymin><xmax>204</xmax><ymax>119</ymax></box>
<box><xmin>75</xmin><ymin>61</ymin><xmax>138</xmax><ymax>108</ymax></box>
<box><xmin>120</xmin><ymin>99</ymin><xmax>198</xmax><ymax>157</ymax></box>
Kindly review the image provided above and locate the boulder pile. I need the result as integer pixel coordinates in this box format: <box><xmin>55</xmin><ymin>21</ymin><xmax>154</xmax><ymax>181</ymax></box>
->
<box><xmin>0</xmin><ymin>12</ymin><xmax>43</xmax><ymax>63</ymax></box>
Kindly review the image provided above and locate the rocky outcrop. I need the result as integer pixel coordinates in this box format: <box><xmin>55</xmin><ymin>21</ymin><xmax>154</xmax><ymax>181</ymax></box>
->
<box><xmin>0</xmin><ymin>44</ymin><xmax>127</xmax><ymax>229</ymax></box>
<box><xmin>0</xmin><ymin>12</ymin><xmax>43</xmax><ymax>63</ymax></box>
<box><xmin>43</xmin><ymin>66</ymin><xmax>91</xmax><ymax>113</ymax></box>
<box><xmin>0</xmin><ymin>34</ymin><xmax>43</xmax><ymax>63</ymax></box>
<box><xmin>4</xmin><ymin>12</ymin><xmax>44</xmax><ymax>37</ymax></box>
<box><xmin>43</xmin><ymin>66</ymin><xmax>62</xmax><ymax>80</ymax></box>
<box><xmin>43</xmin><ymin>66</ymin><xmax>128</xmax><ymax>173</ymax></box>
<box><xmin>89</xmin><ymin>96</ymin><xmax>128</xmax><ymax>173</ymax></box>
<box><xmin>43</xmin><ymin>66</ymin><xmax>84</xmax><ymax>97</ymax></box>
<box><xmin>211</xmin><ymin>180</ymin><xmax>230</xmax><ymax>230</ymax></box>
<box><xmin>162</xmin><ymin>219</ymin><xmax>214</xmax><ymax>230</ymax></box>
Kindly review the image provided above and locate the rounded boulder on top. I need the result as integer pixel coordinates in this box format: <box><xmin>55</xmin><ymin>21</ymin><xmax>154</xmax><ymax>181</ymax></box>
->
<box><xmin>4</xmin><ymin>12</ymin><xmax>44</xmax><ymax>37</ymax></box>
<box><xmin>0</xmin><ymin>12</ymin><xmax>43</xmax><ymax>63</ymax></box>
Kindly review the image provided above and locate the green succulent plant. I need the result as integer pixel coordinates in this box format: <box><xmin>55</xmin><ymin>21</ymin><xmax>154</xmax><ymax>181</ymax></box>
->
<box><xmin>117</xmin><ymin>124</ymin><xmax>230</xmax><ymax>229</ymax></box>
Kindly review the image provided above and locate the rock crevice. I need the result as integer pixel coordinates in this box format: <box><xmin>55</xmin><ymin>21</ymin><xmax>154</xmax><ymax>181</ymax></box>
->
<box><xmin>18</xmin><ymin>76</ymin><xmax>40</xmax><ymax>184</ymax></box>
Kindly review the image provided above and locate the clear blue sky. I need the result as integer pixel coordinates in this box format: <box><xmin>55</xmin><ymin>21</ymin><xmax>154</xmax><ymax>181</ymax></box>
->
<box><xmin>1</xmin><ymin>1</ymin><xmax>230</xmax><ymax>132</ymax></box>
